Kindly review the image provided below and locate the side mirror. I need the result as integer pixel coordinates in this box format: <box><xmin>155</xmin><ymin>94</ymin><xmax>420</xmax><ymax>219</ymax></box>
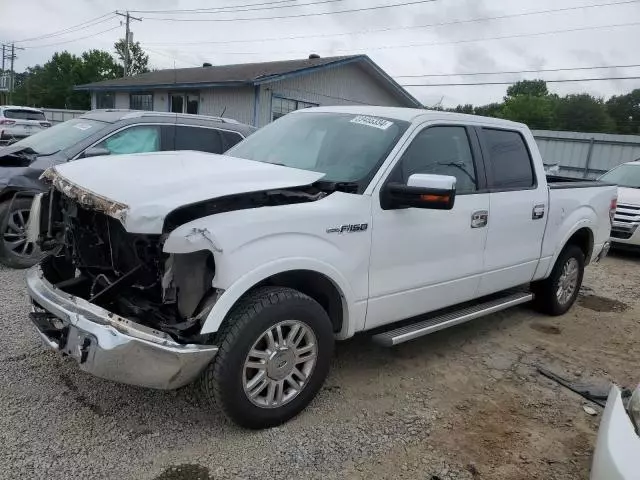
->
<box><xmin>81</xmin><ymin>147</ymin><xmax>111</xmax><ymax>159</ymax></box>
<box><xmin>381</xmin><ymin>174</ymin><xmax>456</xmax><ymax>210</ymax></box>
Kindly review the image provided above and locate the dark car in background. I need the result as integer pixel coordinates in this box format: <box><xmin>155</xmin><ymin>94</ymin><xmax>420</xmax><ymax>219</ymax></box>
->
<box><xmin>0</xmin><ymin>109</ymin><xmax>256</xmax><ymax>268</ymax></box>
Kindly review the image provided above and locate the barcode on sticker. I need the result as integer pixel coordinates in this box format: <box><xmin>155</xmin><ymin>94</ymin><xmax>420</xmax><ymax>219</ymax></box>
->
<box><xmin>350</xmin><ymin>115</ymin><xmax>393</xmax><ymax>130</ymax></box>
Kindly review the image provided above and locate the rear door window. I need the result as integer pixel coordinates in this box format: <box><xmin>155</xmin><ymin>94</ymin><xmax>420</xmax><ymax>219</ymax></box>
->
<box><xmin>483</xmin><ymin>128</ymin><xmax>535</xmax><ymax>189</ymax></box>
<box><xmin>175</xmin><ymin>126</ymin><xmax>223</xmax><ymax>154</ymax></box>
<box><xmin>4</xmin><ymin>109</ymin><xmax>46</xmax><ymax>121</ymax></box>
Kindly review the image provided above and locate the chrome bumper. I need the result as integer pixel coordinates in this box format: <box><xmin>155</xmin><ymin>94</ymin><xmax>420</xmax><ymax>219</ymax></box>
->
<box><xmin>25</xmin><ymin>266</ymin><xmax>218</xmax><ymax>390</ymax></box>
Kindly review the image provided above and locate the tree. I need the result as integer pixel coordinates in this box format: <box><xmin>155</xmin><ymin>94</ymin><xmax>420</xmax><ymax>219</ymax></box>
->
<box><xmin>12</xmin><ymin>49</ymin><xmax>121</xmax><ymax>109</ymax></box>
<box><xmin>474</xmin><ymin>103</ymin><xmax>502</xmax><ymax>118</ymax></box>
<box><xmin>506</xmin><ymin>79</ymin><xmax>549</xmax><ymax>98</ymax></box>
<box><xmin>449</xmin><ymin>104</ymin><xmax>474</xmax><ymax>114</ymax></box>
<box><xmin>606</xmin><ymin>89</ymin><xmax>640</xmax><ymax>134</ymax></box>
<box><xmin>114</xmin><ymin>38</ymin><xmax>150</xmax><ymax>76</ymax></box>
<box><xmin>555</xmin><ymin>94</ymin><xmax>615</xmax><ymax>133</ymax></box>
<box><xmin>500</xmin><ymin>95</ymin><xmax>557</xmax><ymax>130</ymax></box>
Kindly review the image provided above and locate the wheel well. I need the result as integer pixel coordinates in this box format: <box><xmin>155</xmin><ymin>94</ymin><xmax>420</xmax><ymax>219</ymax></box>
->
<box><xmin>565</xmin><ymin>227</ymin><xmax>594</xmax><ymax>264</ymax></box>
<box><xmin>256</xmin><ymin>270</ymin><xmax>344</xmax><ymax>333</ymax></box>
<box><xmin>0</xmin><ymin>190</ymin><xmax>17</xmax><ymax>204</ymax></box>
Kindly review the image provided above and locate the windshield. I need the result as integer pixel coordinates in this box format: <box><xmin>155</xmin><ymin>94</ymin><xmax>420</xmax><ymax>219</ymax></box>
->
<box><xmin>9</xmin><ymin>118</ymin><xmax>109</xmax><ymax>155</ymax></box>
<box><xmin>227</xmin><ymin>112</ymin><xmax>409</xmax><ymax>187</ymax></box>
<box><xmin>600</xmin><ymin>163</ymin><xmax>640</xmax><ymax>188</ymax></box>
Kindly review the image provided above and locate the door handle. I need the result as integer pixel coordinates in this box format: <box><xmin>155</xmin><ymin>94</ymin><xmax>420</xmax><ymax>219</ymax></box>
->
<box><xmin>532</xmin><ymin>204</ymin><xmax>545</xmax><ymax>220</ymax></box>
<box><xmin>471</xmin><ymin>210</ymin><xmax>488</xmax><ymax>228</ymax></box>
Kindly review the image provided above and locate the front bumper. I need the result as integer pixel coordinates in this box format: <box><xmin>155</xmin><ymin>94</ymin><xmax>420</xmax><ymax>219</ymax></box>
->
<box><xmin>590</xmin><ymin>385</ymin><xmax>640</xmax><ymax>480</ymax></box>
<box><xmin>25</xmin><ymin>266</ymin><xmax>218</xmax><ymax>390</ymax></box>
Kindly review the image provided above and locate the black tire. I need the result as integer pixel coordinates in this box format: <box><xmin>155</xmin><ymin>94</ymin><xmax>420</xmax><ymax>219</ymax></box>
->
<box><xmin>0</xmin><ymin>197</ymin><xmax>42</xmax><ymax>269</ymax></box>
<box><xmin>532</xmin><ymin>244</ymin><xmax>585</xmax><ymax>316</ymax></box>
<box><xmin>200</xmin><ymin>286</ymin><xmax>334</xmax><ymax>429</ymax></box>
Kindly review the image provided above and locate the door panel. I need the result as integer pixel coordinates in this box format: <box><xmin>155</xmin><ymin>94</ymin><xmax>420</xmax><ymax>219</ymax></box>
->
<box><xmin>478</xmin><ymin>190</ymin><xmax>547</xmax><ymax>295</ymax></box>
<box><xmin>367</xmin><ymin>195</ymin><xmax>489</xmax><ymax>329</ymax></box>
<box><xmin>367</xmin><ymin>124</ymin><xmax>489</xmax><ymax>330</ymax></box>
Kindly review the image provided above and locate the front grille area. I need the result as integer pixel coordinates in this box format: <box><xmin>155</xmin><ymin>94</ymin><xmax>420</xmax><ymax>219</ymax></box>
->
<box><xmin>612</xmin><ymin>203</ymin><xmax>640</xmax><ymax>240</ymax></box>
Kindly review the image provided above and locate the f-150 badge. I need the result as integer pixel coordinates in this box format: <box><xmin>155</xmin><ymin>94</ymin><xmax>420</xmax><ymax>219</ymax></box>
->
<box><xmin>326</xmin><ymin>224</ymin><xmax>369</xmax><ymax>234</ymax></box>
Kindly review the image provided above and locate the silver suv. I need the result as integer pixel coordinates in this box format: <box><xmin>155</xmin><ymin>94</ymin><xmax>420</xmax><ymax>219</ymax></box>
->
<box><xmin>0</xmin><ymin>106</ymin><xmax>51</xmax><ymax>144</ymax></box>
<box><xmin>0</xmin><ymin>109</ymin><xmax>256</xmax><ymax>268</ymax></box>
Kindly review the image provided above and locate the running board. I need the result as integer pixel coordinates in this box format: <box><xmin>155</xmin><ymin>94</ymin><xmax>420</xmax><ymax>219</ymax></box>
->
<box><xmin>371</xmin><ymin>291</ymin><xmax>534</xmax><ymax>347</ymax></box>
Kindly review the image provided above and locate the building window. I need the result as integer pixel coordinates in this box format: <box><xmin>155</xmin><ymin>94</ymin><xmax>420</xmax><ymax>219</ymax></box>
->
<box><xmin>169</xmin><ymin>93</ymin><xmax>199</xmax><ymax>114</ymax></box>
<box><xmin>96</xmin><ymin>92</ymin><xmax>115</xmax><ymax>109</ymax></box>
<box><xmin>272</xmin><ymin>96</ymin><xmax>317</xmax><ymax>121</ymax></box>
<box><xmin>130</xmin><ymin>93</ymin><xmax>154</xmax><ymax>111</ymax></box>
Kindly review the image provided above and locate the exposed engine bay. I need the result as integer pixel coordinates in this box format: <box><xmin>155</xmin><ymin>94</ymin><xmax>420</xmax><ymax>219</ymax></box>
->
<box><xmin>35</xmin><ymin>179</ymin><xmax>335</xmax><ymax>343</ymax></box>
<box><xmin>36</xmin><ymin>189</ymin><xmax>219</xmax><ymax>342</ymax></box>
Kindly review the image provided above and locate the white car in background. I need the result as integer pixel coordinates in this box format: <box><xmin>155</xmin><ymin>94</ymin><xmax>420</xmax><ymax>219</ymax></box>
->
<box><xmin>0</xmin><ymin>106</ymin><xmax>50</xmax><ymax>144</ymax></box>
<box><xmin>600</xmin><ymin>161</ymin><xmax>640</xmax><ymax>248</ymax></box>
<box><xmin>591</xmin><ymin>384</ymin><xmax>640</xmax><ymax>479</ymax></box>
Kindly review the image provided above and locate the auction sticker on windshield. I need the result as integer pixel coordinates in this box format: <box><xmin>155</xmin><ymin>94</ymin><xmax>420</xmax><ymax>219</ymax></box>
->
<box><xmin>73</xmin><ymin>123</ymin><xmax>93</xmax><ymax>131</ymax></box>
<box><xmin>350</xmin><ymin>115</ymin><xmax>394</xmax><ymax>130</ymax></box>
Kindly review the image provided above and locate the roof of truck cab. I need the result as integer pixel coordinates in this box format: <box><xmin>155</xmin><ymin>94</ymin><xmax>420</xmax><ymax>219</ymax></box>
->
<box><xmin>297</xmin><ymin>106</ymin><xmax>527</xmax><ymax>129</ymax></box>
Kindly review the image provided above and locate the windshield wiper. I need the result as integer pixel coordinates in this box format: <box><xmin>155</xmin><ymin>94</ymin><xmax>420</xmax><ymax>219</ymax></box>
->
<box><xmin>314</xmin><ymin>180</ymin><xmax>359</xmax><ymax>194</ymax></box>
<box><xmin>36</xmin><ymin>149</ymin><xmax>60</xmax><ymax>157</ymax></box>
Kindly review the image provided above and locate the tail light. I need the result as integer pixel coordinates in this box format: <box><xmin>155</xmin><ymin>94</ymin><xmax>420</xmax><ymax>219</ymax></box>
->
<box><xmin>0</xmin><ymin>119</ymin><xmax>15</xmax><ymax>125</ymax></box>
<box><xmin>609</xmin><ymin>197</ymin><xmax>617</xmax><ymax>225</ymax></box>
<box><xmin>39</xmin><ymin>122</ymin><xmax>51</xmax><ymax>128</ymax></box>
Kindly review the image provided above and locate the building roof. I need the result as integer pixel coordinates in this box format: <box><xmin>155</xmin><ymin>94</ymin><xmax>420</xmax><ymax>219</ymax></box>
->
<box><xmin>75</xmin><ymin>55</ymin><xmax>421</xmax><ymax>108</ymax></box>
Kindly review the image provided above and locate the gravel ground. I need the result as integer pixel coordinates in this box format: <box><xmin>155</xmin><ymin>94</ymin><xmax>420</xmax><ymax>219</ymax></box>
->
<box><xmin>1</xmin><ymin>251</ymin><xmax>639</xmax><ymax>480</ymax></box>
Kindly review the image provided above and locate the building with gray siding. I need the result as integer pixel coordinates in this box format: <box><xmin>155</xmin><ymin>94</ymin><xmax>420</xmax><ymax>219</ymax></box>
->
<box><xmin>533</xmin><ymin>129</ymin><xmax>640</xmax><ymax>178</ymax></box>
<box><xmin>75</xmin><ymin>55</ymin><xmax>421</xmax><ymax>127</ymax></box>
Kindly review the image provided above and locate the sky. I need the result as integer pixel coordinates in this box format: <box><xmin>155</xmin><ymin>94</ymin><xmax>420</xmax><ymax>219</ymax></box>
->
<box><xmin>1</xmin><ymin>0</ymin><xmax>640</xmax><ymax>107</ymax></box>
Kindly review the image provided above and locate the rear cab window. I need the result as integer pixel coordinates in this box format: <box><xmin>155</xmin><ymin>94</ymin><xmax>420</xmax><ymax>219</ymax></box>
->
<box><xmin>4</xmin><ymin>109</ymin><xmax>46</xmax><ymax>121</ymax></box>
<box><xmin>220</xmin><ymin>130</ymin><xmax>244</xmax><ymax>151</ymax></box>
<box><xmin>482</xmin><ymin>128</ymin><xmax>535</xmax><ymax>190</ymax></box>
<box><xmin>174</xmin><ymin>126</ymin><xmax>223</xmax><ymax>154</ymax></box>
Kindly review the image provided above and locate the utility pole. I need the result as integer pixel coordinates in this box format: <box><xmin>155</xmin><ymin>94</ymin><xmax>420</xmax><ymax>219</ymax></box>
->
<box><xmin>9</xmin><ymin>44</ymin><xmax>14</xmax><ymax>104</ymax></box>
<box><xmin>115</xmin><ymin>11</ymin><xmax>142</xmax><ymax>77</ymax></box>
<box><xmin>1</xmin><ymin>43</ymin><xmax>24</xmax><ymax>104</ymax></box>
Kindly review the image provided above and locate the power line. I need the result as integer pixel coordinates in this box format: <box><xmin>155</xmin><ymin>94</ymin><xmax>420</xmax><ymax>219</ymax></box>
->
<box><xmin>143</xmin><ymin>0</ymin><xmax>438</xmax><ymax>22</ymax></box>
<box><xmin>147</xmin><ymin>20</ymin><xmax>640</xmax><ymax>56</ymax></box>
<box><xmin>145</xmin><ymin>48</ymin><xmax>200</xmax><ymax>67</ymax></box>
<box><xmin>395</xmin><ymin>63</ymin><xmax>640</xmax><ymax>78</ymax></box>
<box><xmin>401</xmin><ymin>76</ymin><xmax>640</xmax><ymax>87</ymax></box>
<box><xmin>12</xmin><ymin>13</ymin><xmax>116</xmax><ymax>44</ymax></box>
<box><xmin>145</xmin><ymin>0</ymin><xmax>640</xmax><ymax>46</ymax></box>
<box><xmin>23</xmin><ymin>25</ymin><xmax>122</xmax><ymax>49</ymax></box>
<box><xmin>132</xmin><ymin>0</ymin><xmax>347</xmax><ymax>15</ymax></box>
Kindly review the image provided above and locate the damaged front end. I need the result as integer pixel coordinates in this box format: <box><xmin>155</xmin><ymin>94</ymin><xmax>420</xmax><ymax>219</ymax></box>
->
<box><xmin>34</xmin><ymin>184</ymin><xmax>220</xmax><ymax>344</ymax></box>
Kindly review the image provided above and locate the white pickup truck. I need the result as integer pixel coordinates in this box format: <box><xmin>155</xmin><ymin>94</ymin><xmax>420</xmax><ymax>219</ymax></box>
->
<box><xmin>25</xmin><ymin>107</ymin><xmax>616</xmax><ymax>429</ymax></box>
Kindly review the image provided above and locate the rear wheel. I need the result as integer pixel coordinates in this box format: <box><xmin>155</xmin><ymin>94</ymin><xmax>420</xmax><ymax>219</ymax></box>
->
<box><xmin>532</xmin><ymin>244</ymin><xmax>585</xmax><ymax>316</ymax></box>
<box><xmin>200</xmin><ymin>287</ymin><xmax>334</xmax><ymax>429</ymax></box>
<box><xmin>0</xmin><ymin>197</ymin><xmax>42</xmax><ymax>269</ymax></box>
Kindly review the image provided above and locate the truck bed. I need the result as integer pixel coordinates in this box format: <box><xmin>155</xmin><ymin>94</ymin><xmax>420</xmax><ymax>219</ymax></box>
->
<box><xmin>546</xmin><ymin>175</ymin><xmax>616</xmax><ymax>190</ymax></box>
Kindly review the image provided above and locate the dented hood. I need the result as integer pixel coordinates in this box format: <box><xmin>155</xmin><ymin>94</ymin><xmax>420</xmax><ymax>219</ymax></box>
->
<box><xmin>44</xmin><ymin>150</ymin><xmax>325</xmax><ymax>233</ymax></box>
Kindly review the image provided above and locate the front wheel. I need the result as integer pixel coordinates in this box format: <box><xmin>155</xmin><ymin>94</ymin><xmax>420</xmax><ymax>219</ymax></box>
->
<box><xmin>0</xmin><ymin>197</ymin><xmax>42</xmax><ymax>269</ymax></box>
<box><xmin>532</xmin><ymin>244</ymin><xmax>585</xmax><ymax>316</ymax></box>
<box><xmin>200</xmin><ymin>287</ymin><xmax>334</xmax><ymax>429</ymax></box>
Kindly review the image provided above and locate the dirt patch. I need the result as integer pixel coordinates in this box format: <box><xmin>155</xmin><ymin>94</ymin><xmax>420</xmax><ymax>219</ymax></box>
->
<box><xmin>578</xmin><ymin>294</ymin><xmax>628</xmax><ymax>313</ymax></box>
<box><xmin>530</xmin><ymin>323</ymin><xmax>562</xmax><ymax>335</ymax></box>
<box><xmin>153</xmin><ymin>465</ymin><xmax>211</xmax><ymax>480</ymax></box>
